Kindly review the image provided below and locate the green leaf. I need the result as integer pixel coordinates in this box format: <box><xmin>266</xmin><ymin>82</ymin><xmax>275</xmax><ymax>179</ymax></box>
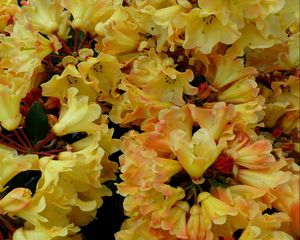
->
<box><xmin>25</xmin><ymin>101</ymin><xmax>49</xmax><ymax>145</ymax></box>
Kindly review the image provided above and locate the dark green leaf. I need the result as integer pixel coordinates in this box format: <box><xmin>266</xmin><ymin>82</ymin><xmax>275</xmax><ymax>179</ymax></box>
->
<box><xmin>25</xmin><ymin>101</ymin><xmax>49</xmax><ymax>145</ymax></box>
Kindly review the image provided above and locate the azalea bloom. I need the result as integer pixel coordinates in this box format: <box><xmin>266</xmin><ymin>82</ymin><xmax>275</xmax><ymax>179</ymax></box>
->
<box><xmin>0</xmin><ymin>0</ymin><xmax>298</xmax><ymax>239</ymax></box>
<box><xmin>52</xmin><ymin>87</ymin><xmax>106</xmax><ymax>136</ymax></box>
<box><xmin>181</xmin><ymin>7</ymin><xmax>240</xmax><ymax>54</ymax></box>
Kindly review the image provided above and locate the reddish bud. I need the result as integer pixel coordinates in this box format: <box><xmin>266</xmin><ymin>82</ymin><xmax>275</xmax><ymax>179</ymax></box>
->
<box><xmin>20</xmin><ymin>105</ymin><xmax>29</xmax><ymax>116</ymax></box>
<box><xmin>272</xmin><ymin>127</ymin><xmax>283</xmax><ymax>138</ymax></box>
<box><xmin>294</xmin><ymin>69</ymin><xmax>300</xmax><ymax>79</ymax></box>
<box><xmin>281</xmin><ymin>143</ymin><xmax>295</xmax><ymax>151</ymax></box>
<box><xmin>44</xmin><ymin>97</ymin><xmax>61</xmax><ymax>110</ymax></box>
<box><xmin>22</xmin><ymin>88</ymin><xmax>42</xmax><ymax>106</ymax></box>
<box><xmin>212</xmin><ymin>155</ymin><xmax>234</xmax><ymax>174</ymax></box>
<box><xmin>198</xmin><ymin>83</ymin><xmax>212</xmax><ymax>100</ymax></box>
<box><xmin>254</xmin><ymin>127</ymin><xmax>260</xmax><ymax>134</ymax></box>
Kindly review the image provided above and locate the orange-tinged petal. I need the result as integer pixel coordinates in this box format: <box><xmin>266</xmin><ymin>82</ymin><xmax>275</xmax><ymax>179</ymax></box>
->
<box><xmin>198</xmin><ymin>192</ymin><xmax>239</xmax><ymax>226</ymax></box>
<box><xmin>238</xmin><ymin>169</ymin><xmax>291</xmax><ymax>191</ymax></box>
<box><xmin>161</xmin><ymin>201</ymin><xmax>189</xmax><ymax>239</ymax></box>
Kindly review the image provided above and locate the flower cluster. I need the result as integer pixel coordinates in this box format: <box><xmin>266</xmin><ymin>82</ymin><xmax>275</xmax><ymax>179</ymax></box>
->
<box><xmin>0</xmin><ymin>0</ymin><xmax>299</xmax><ymax>239</ymax></box>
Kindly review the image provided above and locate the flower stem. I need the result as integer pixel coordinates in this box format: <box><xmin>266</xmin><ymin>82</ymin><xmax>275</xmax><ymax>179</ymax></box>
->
<box><xmin>34</xmin><ymin>132</ymin><xmax>56</xmax><ymax>152</ymax></box>
<box><xmin>73</xmin><ymin>28</ymin><xmax>79</xmax><ymax>52</ymax></box>
<box><xmin>60</xmin><ymin>39</ymin><xmax>73</xmax><ymax>55</ymax></box>
<box><xmin>18</xmin><ymin>128</ymin><xmax>34</xmax><ymax>150</ymax></box>
<box><xmin>13</xmin><ymin>130</ymin><xmax>28</xmax><ymax>149</ymax></box>
<box><xmin>78</xmin><ymin>32</ymin><xmax>88</xmax><ymax>50</ymax></box>
<box><xmin>0</xmin><ymin>132</ymin><xmax>26</xmax><ymax>150</ymax></box>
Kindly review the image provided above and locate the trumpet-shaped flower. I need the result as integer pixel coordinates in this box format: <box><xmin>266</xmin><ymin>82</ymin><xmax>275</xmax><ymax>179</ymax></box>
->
<box><xmin>187</xmin><ymin>204</ymin><xmax>213</xmax><ymax>240</ymax></box>
<box><xmin>128</xmin><ymin>48</ymin><xmax>197</xmax><ymax>105</ymax></box>
<box><xmin>0</xmin><ymin>146</ymin><xmax>38</xmax><ymax>191</ymax></box>
<box><xmin>78</xmin><ymin>53</ymin><xmax>121</xmax><ymax>99</ymax></box>
<box><xmin>22</xmin><ymin>0</ymin><xmax>69</xmax><ymax>37</ymax></box>
<box><xmin>15</xmin><ymin>194</ymin><xmax>47</xmax><ymax>226</ymax></box>
<box><xmin>52</xmin><ymin>87</ymin><xmax>106</xmax><ymax>136</ymax></box>
<box><xmin>198</xmin><ymin>192</ymin><xmax>239</xmax><ymax>227</ymax></box>
<box><xmin>0</xmin><ymin>78</ymin><xmax>29</xmax><ymax>130</ymax></box>
<box><xmin>13</xmin><ymin>224</ymin><xmax>80</xmax><ymax>240</ymax></box>
<box><xmin>101</xmin><ymin>10</ymin><xmax>140</xmax><ymax>55</ymax></box>
<box><xmin>41</xmin><ymin>64</ymin><xmax>98</xmax><ymax>102</ymax></box>
<box><xmin>170</xmin><ymin>128</ymin><xmax>224</xmax><ymax>180</ymax></box>
<box><xmin>206</xmin><ymin>55</ymin><xmax>259</xmax><ymax>104</ymax></box>
<box><xmin>0</xmin><ymin>0</ymin><xmax>19</xmax><ymax>32</ymax></box>
<box><xmin>272</xmin><ymin>175</ymin><xmax>300</xmax><ymax>237</ymax></box>
<box><xmin>238</xmin><ymin>169</ymin><xmax>291</xmax><ymax>192</ymax></box>
<box><xmin>225</xmin><ymin>132</ymin><xmax>276</xmax><ymax>169</ymax></box>
<box><xmin>0</xmin><ymin>15</ymin><xmax>61</xmax><ymax>75</ymax></box>
<box><xmin>0</xmin><ymin>188</ymin><xmax>32</xmax><ymax>214</ymax></box>
<box><xmin>61</xmin><ymin>0</ymin><xmax>118</xmax><ymax>34</ymax></box>
<box><xmin>188</xmin><ymin>102</ymin><xmax>235</xmax><ymax>140</ymax></box>
<box><xmin>161</xmin><ymin>201</ymin><xmax>189</xmax><ymax>239</ymax></box>
<box><xmin>181</xmin><ymin>7</ymin><xmax>240</xmax><ymax>54</ymax></box>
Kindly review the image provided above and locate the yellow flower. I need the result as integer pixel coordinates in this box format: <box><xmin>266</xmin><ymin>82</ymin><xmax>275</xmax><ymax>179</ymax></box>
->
<box><xmin>52</xmin><ymin>87</ymin><xmax>106</xmax><ymax>136</ymax></box>
<box><xmin>239</xmin><ymin>226</ymin><xmax>261</xmax><ymax>240</ymax></box>
<box><xmin>187</xmin><ymin>204</ymin><xmax>213</xmax><ymax>240</ymax></box>
<box><xmin>0</xmin><ymin>0</ymin><xmax>19</xmax><ymax>32</ymax></box>
<box><xmin>0</xmin><ymin>17</ymin><xmax>61</xmax><ymax>78</ymax></box>
<box><xmin>101</xmin><ymin>9</ymin><xmax>140</xmax><ymax>55</ymax></box>
<box><xmin>152</xmin><ymin>4</ymin><xmax>187</xmax><ymax>51</ymax></box>
<box><xmin>22</xmin><ymin>0</ymin><xmax>69</xmax><ymax>37</ymax></box>
<box><xmin>264</xmin><ymin>102</ymin><xmax>289</xmax><ymax>128</ymax></box>
<box><xmin>0</xmin><ymin>146</ymin><xmax>37</xmax><ymax>191</ymax></box>
<box><xmin>37</xmin><ymin>156</ymin><xmax>74</xmax><ymax>192</ymax></box>
<box><xmin>181</xmin><ymin>7</ymin><xmax>240</xmax><ymax>53</ymax></box>
<box><xmin>115</xmin><ymin>217</ymin><xmax>161</xmax><ymax>240</ymax></box>
<box><xmin>109</xmin><ymin>82</ymin><xmax>171</xmax><ymax>125</ymax></box>
<box><xmin>0</xmin><ymin>77</ymin><xmax>29</xmax><ymax>130</ymax></box>
<box><xmin>15</xmin><ymin>194</ymin><xmax>47</xmax><ymax>226</ymax></box>
<box><xmin>227</xmin><ymin>22</ymin><xmax>275</xmax><ymax>56</ymax></box>
<box><xmin>161</xmin><ymin>201</ymin><xmax>189</xmax><ymax>239</ymax></box>
<box><xmin>188</xmin><ymin>102</ymin><xmax>235</xmax><ymax>140</ymax></box>
<box><xmin>0</xmin><ymin>188</ymin><xmax>32</xmax><ymax>214</ymax></box>
<box><xmin>128</xmin><ymin>48</ymin><xmax>197</xmax><ymax>105</ymax></box>
<box><xmin>238</xmin><ymin>169</ymin><xmax>291</xmax><ymax>192</ymax></box>
<box><xmin>61</xmin><ymin>0</ymin><xmax>118</xmax><ymax>34</ymax></box>
<box><xmin>41</xmin><ymin>63</ymin><xmax>98</xmax><ymax>102</ymax></box>
<box><xmin>278</xmin><ymin>33</ymin><xmax>300</xmax><ymax>69</ymax></box>
<box><xmin>272</xmin><ymin>175</ymin><xmax>300</xmax><ymax>237</ymax></box>
<box><xmin>234</xmin><ymin>96</ymin><xmax>265</xmax><ymax>125</ymax></box>
<box><xmin>139</xmin><ymin>105</ymin><xmax>193</xmax><ymax>153</ymax></box>
<box><xmin>206</xmin><ymin>55</ymin><xmax>259</xmax><ymax>104</ymax></box>
<box><xmin>13</xmin><ymin>224</ymin><xmax>80</xmax><ymax>240</ymax></box>
<box><xmin>78</xmin><ymin>53</ymin><xmax>121</xmax><ymax>99</ymax></box>
<box><xmin>170</xmin><ymin>127</ymin><xmax>225</xmax><ymax>180</ymax></box>
<box><xmin>198</xmin><ymin>192</ymin><xmax>238</xmax><ymax>227</ymax></box>
<box><xmin>225</xmin><ymin>132</ymin><xmax>276</xmax><ymax>169</ymax></box>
